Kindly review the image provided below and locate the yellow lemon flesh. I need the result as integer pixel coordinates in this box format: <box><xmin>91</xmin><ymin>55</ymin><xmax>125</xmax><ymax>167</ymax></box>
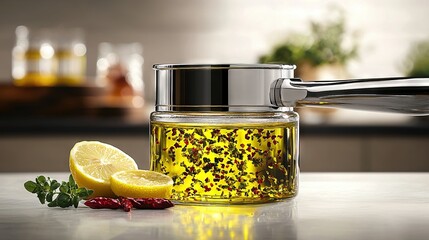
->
<box><xmin>69</xmin><ymin>141</ymin><xmax>138</xmax><ymax>197</ymax></box>
<box><xmin>110</xmin><ymin>170</ymin><xmax>173</xmax><ymax>198</ymax></box>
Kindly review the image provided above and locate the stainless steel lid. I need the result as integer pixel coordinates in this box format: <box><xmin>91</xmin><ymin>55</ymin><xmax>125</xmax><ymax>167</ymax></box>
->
<box><xmin>153</xmin><ymin>64</ymin><xmax>295</xmax><ymax>111</ymax></box>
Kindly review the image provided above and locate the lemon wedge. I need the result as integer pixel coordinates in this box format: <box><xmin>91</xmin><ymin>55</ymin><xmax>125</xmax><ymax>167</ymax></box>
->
<box><xmin>110</xmin><ymin>170</ymin><xmax>173</xmax><ymax>198</ymax></box>
<box><xmin>69</xmin><ymin>141</ymin><xmax>138</xmax><ymax>197</ymax></box>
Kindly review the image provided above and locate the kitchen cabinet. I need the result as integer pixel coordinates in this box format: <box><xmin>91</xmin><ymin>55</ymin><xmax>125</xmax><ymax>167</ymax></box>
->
<box><xmin>301</xmin><ymin>136</ymin><xmax>429</xmax><ymax>171</ymax></box>
<box><xmin>367</xmin><ymin>136</ymin><xmax>429</xmax><ymax>171</ymax></box>
<box><xmin>301</xmin><ymin>136</ymin><xmax>364</xmax><ymax>171</ymax></box>
<box><xmin>0</xmin><ymin>135</ymin><xmax>150</xmax><ymax>171</ymax></box>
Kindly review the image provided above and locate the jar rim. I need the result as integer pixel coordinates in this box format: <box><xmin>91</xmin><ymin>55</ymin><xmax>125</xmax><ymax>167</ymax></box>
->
<box><xmin>153</xmin><ymin>63</ymin><xmax>296</xmax><ymax>70</ymax></box>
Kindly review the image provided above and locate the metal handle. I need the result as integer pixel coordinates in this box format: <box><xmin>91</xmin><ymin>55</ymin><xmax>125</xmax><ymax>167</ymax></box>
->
<box><xmin>270</xmin><ymin>77</ymin><xmax>429</xmax><ymax>115</ymax></box>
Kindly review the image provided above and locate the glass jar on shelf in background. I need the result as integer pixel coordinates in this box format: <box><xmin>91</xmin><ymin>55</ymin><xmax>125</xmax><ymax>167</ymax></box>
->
<box><xmin>96</xmin><ymin>42</ymin><xmax>144</xmax><ymax>109</ymax></box>
<box><xmin>13</xmin><ymin>27</ymin><xmax>58</xmax><ymax>86</ymax></box>
<box><xmin>56</xmin><ymin>29</ymin><xmax>87</xmax><ymax>86</ymax></box>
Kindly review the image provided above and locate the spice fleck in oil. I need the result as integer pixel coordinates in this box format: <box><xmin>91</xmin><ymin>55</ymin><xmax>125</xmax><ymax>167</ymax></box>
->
<box><xmin>150</xmin><ymin>122</ymin><xmax>298</xmax><ymax>204</ymax></box>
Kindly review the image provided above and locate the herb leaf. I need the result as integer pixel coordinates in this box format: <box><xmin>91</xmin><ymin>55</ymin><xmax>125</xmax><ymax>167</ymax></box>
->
<box><xmin>69</xmin><ymin>175</ymin><xmax>76</xmax><ymax>187</ymax></box>
<box><xmin>46</xmin><ymin>192</ymin><xmax>53</xmax><ymax>202</ymax></box>
<box><xmin>36</xmin><ymin>176</ymin><xmax>46</xmax><ymax>184</ymax></box>
<box><xmin>57</xmin><ymin>193</ymin><xmax>71</xmax><ymax>208</ymax></box>
<box><xmin>24</xmin><ymin>181</ymin><xmax>38</xmax><ymax>193</ymax></box>
<box><xmin>50</xmin><ymin>181</ymin><xmax>60</xmax><ymax>191</ymax></box>
<box><xmin>37</xmin><ymin>192</ymin><xmax>46</xmax><ymax>204</ymax></box>
<box><xmin>60</xmin><ymin>182</ymin><xmax>69</xmax><ymax>193</ymax></box>
<box><xmin>48</xmin><ymin>201</ymin><xmax>58</xmax><ymax>208</ymax></box>
<box><xmin>73</xmin><ymin>196</ymin><xmax>79</xmax><ymax>208</ymax></box>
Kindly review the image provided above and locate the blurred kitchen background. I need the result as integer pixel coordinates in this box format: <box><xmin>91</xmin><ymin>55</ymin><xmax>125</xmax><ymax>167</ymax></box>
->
<box><xmin>0</xmin><ymin>0</ymin><xmax>428</xmax><ymax>172</ymax></box>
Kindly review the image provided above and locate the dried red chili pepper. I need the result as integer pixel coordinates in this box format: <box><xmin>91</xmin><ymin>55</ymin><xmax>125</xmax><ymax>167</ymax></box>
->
<box><xmin>84</xmin><ymin>197</ymin><xmax>121</xmax><ymax>209</ymax></box>
<box><xmin>128</xmin><ymin>198</ymin><xmax>174</xmax><ymax>209</ymax></box>
<box><xmin>84</xmin><ymin>197</ymin><xmax>174</xmax><ymax>211</ymax></box>
<box><xmin>119</xmin><ymin>197</ymin><xmax>133</xmax><ymax>212</ymax></box>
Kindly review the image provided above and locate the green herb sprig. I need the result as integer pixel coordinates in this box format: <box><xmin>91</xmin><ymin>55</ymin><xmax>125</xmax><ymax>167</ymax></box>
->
<box><xmin>24</xmin><ymin>174</ymin><xmax>93</xmax><ymax>208</ymax></box>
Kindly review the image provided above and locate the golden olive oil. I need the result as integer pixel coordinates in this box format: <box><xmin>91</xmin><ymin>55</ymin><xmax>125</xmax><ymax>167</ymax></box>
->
<box><xmin>15</xmin><ymin>48</ymin><xmax>58</xmax><ymax>86</ymax></box>
<box><xmin>150</xmin><ymin>122</ymin><xmax>298</xmax><ymax>204</ymax></box>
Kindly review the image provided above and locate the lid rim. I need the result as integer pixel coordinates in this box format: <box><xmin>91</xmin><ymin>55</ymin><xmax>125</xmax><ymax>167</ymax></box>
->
<box><xmin>153</xmin><ymin>63</ymin><xmax>296</xmax><ymax>70</ymax></box>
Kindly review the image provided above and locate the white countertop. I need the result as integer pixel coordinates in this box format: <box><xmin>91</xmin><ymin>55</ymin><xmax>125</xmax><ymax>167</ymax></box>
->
<box><xmin>1</xmin><ymin>173</ymin><xmax>429</xmax><ymax>240</ymax></box>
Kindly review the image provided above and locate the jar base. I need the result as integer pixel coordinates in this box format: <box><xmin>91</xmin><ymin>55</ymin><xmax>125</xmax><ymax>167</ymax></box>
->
<box><xmin>170</xmin><ymin>193</ymin><xmax>298</xmax><ymax>205</ymax></box>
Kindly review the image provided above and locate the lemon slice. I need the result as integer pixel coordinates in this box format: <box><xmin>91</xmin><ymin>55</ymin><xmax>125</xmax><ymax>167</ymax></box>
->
<box><xmin>110</xmin><ymin>170</ymin><xmax>173</xmax><ymax>198</ymax></box>
<box><xmin>69</xmin><ymin>141</ymin><xmax>138</xmax><ymax>197</ymax></box>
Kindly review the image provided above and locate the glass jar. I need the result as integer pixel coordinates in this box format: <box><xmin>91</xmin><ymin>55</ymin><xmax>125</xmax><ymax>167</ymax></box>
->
<box><xmin>150</xmin><ymin>64</ymin><xmax>299</xmax><ymax>204</ymax></box>
<box><xmin>56</xmin><ymin>29</ymin><xmax>87</xmax><ymax>86</ymax></box>
<box><xmin>13</xmin><ymin>28</ymin><xmax>58</xmax><ymax>86</ymax></box>
<box><xmin>96</xmin><ymin>42</ymin><xmax>144</xmax><ymax>108</ymax></box>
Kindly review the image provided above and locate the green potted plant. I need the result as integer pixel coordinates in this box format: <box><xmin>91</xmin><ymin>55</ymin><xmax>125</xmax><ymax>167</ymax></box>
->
<box><xmin>259</xmin><ymin>11</ymin><xmax>358</xmax><ymax>80</ymax></box>
<box><xmin>403</xmin><ymin>40</ymin><xmax>429</xmax><ymax>77</ymax></box>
